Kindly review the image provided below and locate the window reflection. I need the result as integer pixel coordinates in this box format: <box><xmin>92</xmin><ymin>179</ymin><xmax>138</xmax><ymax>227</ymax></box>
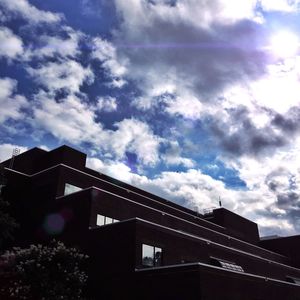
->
<box><xmin>96</xmin><ymin>214</ymin><xmax>105</xmax><ymax>226</ymax></box>
<box><xmin>96</xmin><ymin>214</ymin><xmax>119</xmax><ymax>227</ymax></box>
<box><xmin>106</xmin><ymin>217</ymin><xmax>113</xmax><ymax>224</ymax></box>
<box><xmin>142</xmin><ymin>244</ymin><xmax>162</xmax><ymax>267</ymax></box>
<box><xmin>64</xmin><ymin>183</ymin><xmax>82</xmax><ymax>195</ymax></box>
<box><xmin>142</xmin><ymin>244</ymin><xmax>154</xmax><ymax>267</ymax></box>
<box><xmin>154</xmin><ymin>247</ymin><xmax>162</xmax><ymax>266</ymax></box>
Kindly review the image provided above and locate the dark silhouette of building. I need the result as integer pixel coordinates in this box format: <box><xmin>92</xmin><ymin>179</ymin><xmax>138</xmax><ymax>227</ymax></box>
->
<box><xmin>1</xmin><ymin>145</ymin><xmax>300</xmax><ymax>299</ymax></box>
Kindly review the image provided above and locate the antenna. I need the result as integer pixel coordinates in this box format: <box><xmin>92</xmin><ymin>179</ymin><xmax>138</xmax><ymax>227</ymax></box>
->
<box><xmin>219</xmin><ymin>196</ymin><xmax>222</xmax><ymax>207</ymax></box>
<box><xmin>9</xmin><ymin>148</ymin><xmax>20</xmax><ymax>169</ymax></box>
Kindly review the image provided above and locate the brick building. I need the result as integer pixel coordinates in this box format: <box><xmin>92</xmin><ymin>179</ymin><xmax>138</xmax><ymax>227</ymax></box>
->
<box><xmin>1</xmin><ymin>145</ymin><xmax>300</xmax><ymax>299</ymax></box>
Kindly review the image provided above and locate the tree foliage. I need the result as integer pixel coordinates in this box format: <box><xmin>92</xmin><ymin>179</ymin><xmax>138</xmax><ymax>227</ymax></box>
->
<box><xmin>0</xmin><ymin>241</ymin><xmax>88</xmax><ymax>299</ymax></box>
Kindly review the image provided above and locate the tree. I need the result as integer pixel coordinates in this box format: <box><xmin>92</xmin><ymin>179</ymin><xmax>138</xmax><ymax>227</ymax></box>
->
<box><xmin>0</xmin><ymin>164</ymin><xmax>18</xmax><ymax>250</ymax></box>
<box><xmin>0</xmin><ymin>240</ymin><xmax>88</xmax><ymax>299</ymax></box>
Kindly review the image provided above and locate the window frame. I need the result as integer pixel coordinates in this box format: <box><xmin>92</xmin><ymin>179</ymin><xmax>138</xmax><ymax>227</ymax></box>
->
<box><xmin>142</xmin><ymin>243</ymin><xmax>162</xmax><ymax>268</ymax></box>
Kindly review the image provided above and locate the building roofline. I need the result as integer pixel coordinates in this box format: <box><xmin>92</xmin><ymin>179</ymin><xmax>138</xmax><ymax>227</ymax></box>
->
<box><xmin>57</xmin><ymin>186</ymin><xmax>290</xmax><ymax>263</ymax></box>
<box><xmin>135</xmin><ymin>260</ymin><xmax>300</xmax><ymax>288</ymax></box>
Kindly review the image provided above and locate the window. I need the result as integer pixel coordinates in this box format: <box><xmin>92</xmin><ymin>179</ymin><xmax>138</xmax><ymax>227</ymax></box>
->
<box><xmin>96</xmin><ymin>214</ymin><xmax>119</xmax><ymax>226</ymax></box>
<box><xmin>142</xmin><ymin>244</ymin><xmax>162</xmax><ymax>267</ymax></box>
<box><xmin>105</xmin><ymin>217</ymin><xmax>113</xmax><ymax>224</ymax></box>
<box><xmin>96</xmin><ymin>214</ymin><xmax>105</xmax><ymax>226</ymax></box>
<box><xmin>64</xmin><ymin>183</ymin><xmax>82</xmax><ymax>195</ymax></box>
<box><xmin>210</xmin><ymin>257</ymin><xmax>244</xmax><ymax>273</ymax></box>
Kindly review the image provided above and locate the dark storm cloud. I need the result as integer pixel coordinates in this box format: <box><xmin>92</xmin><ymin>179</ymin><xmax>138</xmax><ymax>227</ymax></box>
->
<box><xmin>114</xmin><ymin>12</ymin><xmax>269</xmax><ymax>100</ymax></box>
<box><xmin>256</xmin><ymin>167</ymin><xmax>300</xmax><ymax>235</ymax></box>
<box><xmin>209</xmin><ymin>105</ymin><xmax>288</xmax><ymax>156</ymax></box>
<box><xmin>271</xmin><ymin>107</ymin><xmax>300</xmax><ymax>133</ymax></box>
<box><xmin>207</xmin><ymin>103</ymin><xmax>300</xmax><ymax>157</ymax></box>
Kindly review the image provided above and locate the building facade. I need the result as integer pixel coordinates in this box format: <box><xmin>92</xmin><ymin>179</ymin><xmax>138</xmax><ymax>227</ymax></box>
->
<box><xmin>2</xmin><ymin>145</ymin><xmax>300</xmax><ymax>299</ymax></box>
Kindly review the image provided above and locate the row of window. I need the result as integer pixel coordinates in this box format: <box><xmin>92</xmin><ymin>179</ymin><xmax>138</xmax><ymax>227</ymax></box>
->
<box><xmin>96</xmin><ymin>214</ymin><xmax>119</xmax><ymax>226</ymax></box>
<box><xmin>140</xmin><ymin>247</ymin><xmax>300</xmax><ymax>286</ymax></box>
<box><xmin>140</xmin><ymin>248</ymin><xmax>245</xmax><ymax>273</ymax></box>
<box><xmin>63</xmin><ymin>183</ymin><xmax>300</xmax><ymax>285</ymax></box>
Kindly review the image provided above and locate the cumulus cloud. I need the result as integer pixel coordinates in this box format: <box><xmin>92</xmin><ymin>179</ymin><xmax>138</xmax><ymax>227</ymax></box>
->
<box><xmin>162</xmin><ymin>140</ymin><xmax>195</xmax><ymax>168</ymax></box>
<box><xmin>96</xmin><ymin>96</ymin><xmax>118</xmax><ymax>112</ymax></box>
<box><xmin>2</xmin><ymin>0</ymin><xmax>300</xmax><ymax>237</ymax></box>
<box><xmin>109</xmin><ymin>118</ymin><xmax>162</xmax><ymax>165</ymax></box>
<box><xmin>27</xmin><ymin>60</ymin><xmax>94</xmax><ymax>94</ymax></box>
<box><xmin>114</xmin><ymin>0</ymin><xmax>261</xmax><ymax>31</ymax></box>
<box><xmin>0</xmin><ymin>0</ymin><xmax>62</xmax><ymax>24</ymax></box>
<box><xmin>88</xmin><ymin>148</ymin><xmax>300</xmax><ymax>236</ymax></box>
<box><xmin>0</xmin><ymin>27</ymin><xmax>23</xmax><ymax>60</ymax></box>
<box><xmin>221</xmin><ymin>140</ymin><xmax>300</xmax><ymax>236</ymax></box>
<box><xmin>87</xmin><ymin>157</ymin><xmax>136</xmax><ymax>183</ymax></box>
<box><xmin>113</xmin><ymin>0</ymin><xmax>270</xmax><ymax>122</ymax></box>
<box><xmin>91</xmin><ymin>37</ymin><xmax>128</xmax><ymax>87</ymax></box>
<box><xmin>0</xmin><ymin>77</ymin><xmax>28</xmax><ymax>123</ymax></box>
<box><xmin>32</xmin><ymin>91</ymin><xmax>105</xmax><ymax>143</ymax></box>
<box><xmin>28</xmin><ymin>28</ymin><xmax>81</xmax><ymax>59</ymax></box>
<box><xmin>32</xmin><ymin>91</ymin><xmax>162</xmax><ymax>166</ymax></box>
<box><xmin>86</xmin><ymin>154</ymin><xmax>266</xmax><ymax>224</ymax></box>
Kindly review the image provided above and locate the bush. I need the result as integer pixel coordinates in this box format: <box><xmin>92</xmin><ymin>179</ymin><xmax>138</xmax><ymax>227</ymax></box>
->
<box><xmin>0</xmin><ymin>240</ymin><xmax>88</xmax><ymax>299</ymax></box>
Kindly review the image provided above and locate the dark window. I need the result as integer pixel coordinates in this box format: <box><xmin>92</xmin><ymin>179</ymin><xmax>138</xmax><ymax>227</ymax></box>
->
<box><xmin>210</xmin><ymin>257</ymin><xmax>244</xmax><ymax>272</ymax></box>
<box><xmin>142</xmin><ymin>244</ymin><xmax>162</xmax><ymax>267</ymax></box>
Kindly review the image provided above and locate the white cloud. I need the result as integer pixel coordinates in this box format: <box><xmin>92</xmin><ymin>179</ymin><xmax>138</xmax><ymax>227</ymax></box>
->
<box><xmin>87</xmin><ymin>157</ymin><xmax>136</xmax><ymax>183</ymax></box>
<box><xmin>114</xmin><ymin>0</ymin><xmax>261</xmax><ymax>33</ymax></box>
<box><xmin>250</xmin><ymin>59</ymin><xmax>300</xmax><ymax>114</ymax></box>
<box><xmin>113</xmin><ymin>0</ymin><xmax>271</xmax><ymax>125</ymax></box>
<box><xmin>32</xmin><ymin>91</ymin><xmax>106</xmax><ymax>143</ymax></box>
<box><xmin>132</xmin><ymin>73</ymin><xmax>204</xmax><ymax>119</ymax></box>
<box><xmin>0</xmin><ymin>77</ymin><xmax>28</xmax><ymax>123</ymax></box>
<box><xmin>29</xmin><ymin>28</ymin><xmax>81</xmax><ymax>59</ymax></box>
<box><xmin>0</xmin><ymin>27</ymin><xmax>23</xmax><ymax>60</ymax></box>
<box><xmin>162</xmin><ymin>141</ymin><xmax>195</xmax><ymax>168</ymax></box>
<box><xmin>0</xmin><ymin>143</ymin><xmax>28</xmax><ymax>162</ymax></box>
<box><xmin>89</xmin><ymin>151</ymin><xmax>300</xmax><ymax>236</ymax></box>
<box><xmin>87</xmin><ymin>147</ymin><xmax>299</xmax><ymax>236</ymax></box>
<box><xmin>96</xmin><ymin>96</ymin><xmax>118</xmax><ymax>112</ymax></box>
<box><xmin>259</xmin><ymin>0</ymin><xmax>300</xmax><ymax>12</ymax></box>
<box><xmin>109</xmin><ymin>118</ymin><xmax>162</xmax><ymax>166</ymax></box>
<box><xmin>32</xmin><ymin>92</ymin><xmax>162</xmax><ymax>166</ymax></box>
<box><xmin>0</xmin><ymin>0</ymin><xmax>62</xmax><ymax>24</ymax></box>
<box><xmin>27</xmin><ymin>60</ymin><xmax>94</xmax><ymax>94</ymax></box>
<box><xmin>164</xmin><ymin>93</ymin><xmax>203</xmax><ymax>119</ymax></box>
<box><xmin>220</xmin><ymin>139</ymin><xmax>300</xmax><ymax>235</ymax></box>
<box><xmin>91</xmin><ymin>37</ymin><xmax>128</xmax><ymax>87</ymax></box>
<box><xmin>256</xmin><ymin>217</ymin><xmax>295</xmax><ymax>236</ymax></box>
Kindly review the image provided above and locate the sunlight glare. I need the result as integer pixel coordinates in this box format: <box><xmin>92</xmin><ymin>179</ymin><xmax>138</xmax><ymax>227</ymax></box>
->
<box><xmin>270</xmin><ymin>31</ymin><xmax>299</xmax><ymax>58</ymax></box>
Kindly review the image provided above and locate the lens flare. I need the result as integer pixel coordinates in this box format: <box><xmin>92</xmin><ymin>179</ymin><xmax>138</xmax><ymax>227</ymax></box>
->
<box><xmin>43</xmin><ymin>213</ymin><xmax>65</xmax><ymax>235</ymax></box>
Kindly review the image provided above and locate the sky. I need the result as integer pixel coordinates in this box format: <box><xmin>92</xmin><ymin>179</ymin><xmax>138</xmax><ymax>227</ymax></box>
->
<box><xmin>1</xmin><ymin>0</ymin><xmax>300</xmax><ymax>237</ymax></box>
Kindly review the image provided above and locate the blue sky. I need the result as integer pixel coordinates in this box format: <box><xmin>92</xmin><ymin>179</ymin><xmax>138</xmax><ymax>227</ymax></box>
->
<box><xmin>1</xmin><ymin>0</ymin><xmax>300</xmax><ymax>236</ymax></box>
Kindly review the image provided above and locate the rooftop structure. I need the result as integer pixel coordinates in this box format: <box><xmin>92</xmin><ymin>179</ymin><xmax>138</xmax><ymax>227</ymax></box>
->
<box><xmin>1</xmin><ymin>145</ymin><xmax>300</xmax><ymax>299</ymax></box>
